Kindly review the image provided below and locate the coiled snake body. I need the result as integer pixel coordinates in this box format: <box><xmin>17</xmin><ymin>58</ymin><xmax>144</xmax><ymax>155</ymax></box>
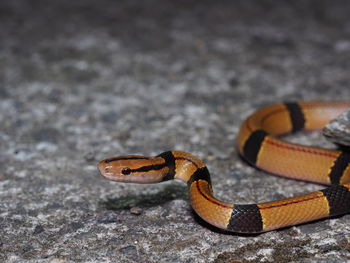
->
<box><xmin>98</xmin><ymin>101</ymin><xmax>350</xmax><ymax>233</ymax></box>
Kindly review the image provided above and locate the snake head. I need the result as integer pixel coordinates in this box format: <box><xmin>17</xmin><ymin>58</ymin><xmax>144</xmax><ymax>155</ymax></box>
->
<box><xmin>98</xmin><ymin>155</ymin><xmax>167</xmax><ymax>183</ymax></box>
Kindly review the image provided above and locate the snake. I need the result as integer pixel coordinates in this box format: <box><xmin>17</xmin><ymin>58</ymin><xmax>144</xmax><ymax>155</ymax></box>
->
<box><xmin>98</xmin><ymin>101</ymin><xmax>350</xmax><ymax>233</ymax></box>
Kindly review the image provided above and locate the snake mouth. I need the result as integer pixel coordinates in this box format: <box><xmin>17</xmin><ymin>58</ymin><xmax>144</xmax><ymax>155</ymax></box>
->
<box><xmin>98</xmin><ymin>161</ymin><xmax>111</xmax><ymax>179</ymax></box>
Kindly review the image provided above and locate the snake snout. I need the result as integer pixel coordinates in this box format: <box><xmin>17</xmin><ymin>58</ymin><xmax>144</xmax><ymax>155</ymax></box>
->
<box><xmin>98</xmin><ymin>160</ymin><xmax>110</xmax><ymax>177</ymax></box>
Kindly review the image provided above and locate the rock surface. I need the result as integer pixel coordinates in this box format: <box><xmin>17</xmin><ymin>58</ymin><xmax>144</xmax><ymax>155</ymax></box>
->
<box><xmin>324</xmin><ymin>109</ymin><xmax>350</xmax><ymax>147</ymax></box>
<box><xmin>1</xmin><ymin>0</ymin><xmax>350</xmax><ymax>262</ymax></box>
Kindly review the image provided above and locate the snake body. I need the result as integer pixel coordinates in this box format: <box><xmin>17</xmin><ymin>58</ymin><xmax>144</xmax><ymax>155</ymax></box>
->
<box><xmin>98</xmin><ymin>101</ymin><xmax>350</xmax><ymax>233</ymax></box>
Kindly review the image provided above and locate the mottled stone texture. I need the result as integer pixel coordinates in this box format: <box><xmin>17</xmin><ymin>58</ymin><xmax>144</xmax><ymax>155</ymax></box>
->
<box><xmin>0</xmin><ymin>0</ymin><xmax>350</xmax><ymax>262</ymax></box>
<box><xmin>324</xmin><ymin>109</ymin><xmax>350</xmax><ymax>147</ymax></box>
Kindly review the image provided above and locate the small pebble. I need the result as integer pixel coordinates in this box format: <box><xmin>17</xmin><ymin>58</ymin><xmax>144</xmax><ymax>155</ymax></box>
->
<box><xmin>130</xmin><ymin>207</ymin><xmax>143</xmax><ymax>215</ymax></box>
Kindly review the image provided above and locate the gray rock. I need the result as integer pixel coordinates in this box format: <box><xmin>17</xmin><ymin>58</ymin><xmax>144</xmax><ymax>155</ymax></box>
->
<box><xmin>323</xmin><ymin>109</ymin><xmax>350</xmax><ymax>147</ymax></box>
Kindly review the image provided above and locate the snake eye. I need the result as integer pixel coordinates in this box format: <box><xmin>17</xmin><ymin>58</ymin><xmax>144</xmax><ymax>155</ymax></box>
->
<box><xmin>121</xmin><ymin>167</ymin><xmax>131</xmax><ymax>175</ymax></box>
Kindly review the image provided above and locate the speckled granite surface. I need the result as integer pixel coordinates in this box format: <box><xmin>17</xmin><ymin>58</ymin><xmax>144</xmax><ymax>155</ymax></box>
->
<box><xmin>324</xmin><ymin>108</ymin><xmax>350</xmax><ymax>146</ymax></box>
<box><xmin>1</xmin><ymin>0</ymin><xmax>350</xmax><ymax>262</ymax></box>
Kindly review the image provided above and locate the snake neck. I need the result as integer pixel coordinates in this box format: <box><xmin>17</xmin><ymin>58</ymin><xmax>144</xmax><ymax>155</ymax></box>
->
<box><xmin>157</xmin><ymin>151</ymin><xmax>212</xmax><ymax>187</ymax></box>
